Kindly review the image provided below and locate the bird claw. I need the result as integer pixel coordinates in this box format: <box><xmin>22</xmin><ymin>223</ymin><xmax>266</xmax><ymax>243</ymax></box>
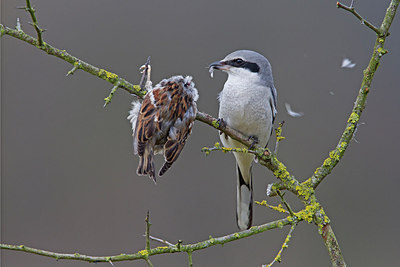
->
<box><xmin>248</xmin><ymin>135</ymin><xmax>259</xmax><ymax>150</ymax></box>
<box><xmin>217</xmin><ymin>118</ymin><xmax>227</xmax><ymax>135</ymax></box>
<box><xmin>139</xmin><ymin>64</ymin><xmax>151</xmax><ymax>79</ymax></box>
<box><xmin>139</xmin><ymin>60</ymin><xmax>152</xmax><ymax>90</ymax></box>
<box><xmin>139</xmin><ymin>64</ymin><xmax>147</xmax><ymax>73</ymax></box>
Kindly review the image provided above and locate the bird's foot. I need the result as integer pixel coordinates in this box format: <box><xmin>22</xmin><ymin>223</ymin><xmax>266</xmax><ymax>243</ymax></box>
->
<box><xmin>217</xmin><ymin>118</ymin><xmax>227</xmax><ymax>129</ymax></box>
<box><xmin>248</xmin><ymin>135</ymin><xmax>259</xmax><ymax>150</ymax></box>
<box><xmin>139</xmin><ymin>64</ymin><xmax>146</xmax><ymax>73</ymax></box>
<box><xmin>139</xmin><ymin>57</ymin><xmax>152</xmax><ymax>90</ymax></box>
<box><xmin>217</xmin><ymin>118</ymin><xmax>227</xmax><ymax>135</ymax></box>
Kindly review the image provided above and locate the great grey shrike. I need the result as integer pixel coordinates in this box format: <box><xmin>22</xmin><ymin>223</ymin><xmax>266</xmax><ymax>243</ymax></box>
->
<box><xmin>209</xmin><ymin>50</ymin><xmax>277</xmax><ymax>230</ymax></box>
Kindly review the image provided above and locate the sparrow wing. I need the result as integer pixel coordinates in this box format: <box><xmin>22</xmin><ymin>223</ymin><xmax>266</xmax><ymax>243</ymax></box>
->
<box><xmin>135</xmin><ymin>88</ymin><xmax>166</xmax><ymax>156</ymax></box>
<box><xmin>135</xmin><ymin>88</ymin><xmax>167</xmax><ymax>182</ymax></box>
<box><xmin>159</xmin><ymin>119</ymin><xmax>195</xmax><ymax>176</ymax></box>
<box><xmin>158</xmin><ymin>86</ymin><xmax>197</xmax><ymax>176</ymax></box>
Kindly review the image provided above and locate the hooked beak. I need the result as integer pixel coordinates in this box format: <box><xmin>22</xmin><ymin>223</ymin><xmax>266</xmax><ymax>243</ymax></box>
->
<box><xmin>209</xmin><ymin>61</ymin><xmax>230</xmax><ymax>71</ymax></box>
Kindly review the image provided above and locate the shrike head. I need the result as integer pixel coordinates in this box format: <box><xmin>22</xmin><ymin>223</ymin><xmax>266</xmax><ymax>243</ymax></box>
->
<box><xmin>209</xmin><ymin>50</ymin><xmax>274</xmax><ymax>86</ymax></box>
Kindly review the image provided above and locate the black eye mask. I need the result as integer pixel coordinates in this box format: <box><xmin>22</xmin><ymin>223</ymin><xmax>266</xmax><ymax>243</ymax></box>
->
<box><xmin>225</xmin><ymin>58</ymin><xmax>260</xmax><ymax>73</ymax></box>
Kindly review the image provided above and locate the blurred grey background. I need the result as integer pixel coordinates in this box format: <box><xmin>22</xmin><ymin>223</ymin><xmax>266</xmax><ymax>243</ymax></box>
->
<box><xmin>1</xmin><ymin>0</ymin><xmax>400</xmax><ymax>266</ymax></box>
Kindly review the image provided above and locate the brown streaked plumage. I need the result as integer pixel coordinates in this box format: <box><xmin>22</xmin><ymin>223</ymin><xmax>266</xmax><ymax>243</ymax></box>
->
<box><xmin>128</xmin><ymin>75</ymin><xmax>198</xmax><ymax>183</ymax></box>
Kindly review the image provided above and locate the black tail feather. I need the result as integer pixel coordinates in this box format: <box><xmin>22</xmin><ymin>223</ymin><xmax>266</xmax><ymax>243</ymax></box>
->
<box><xmin>236</xmin><ymin>164</ymin><xmax>253</xmax><ymax>230</ymax></box>
<box><xmin>159</xmin><ymin>162</ymin><xmax>172</xmax><ymax>176</ymax></box>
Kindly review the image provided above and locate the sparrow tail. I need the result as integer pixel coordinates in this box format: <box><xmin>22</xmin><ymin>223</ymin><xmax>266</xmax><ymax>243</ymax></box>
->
<box><xmin>137</xmin><ymin>148</ymin><xmax>156</xmax><ymax>183</ymax></box>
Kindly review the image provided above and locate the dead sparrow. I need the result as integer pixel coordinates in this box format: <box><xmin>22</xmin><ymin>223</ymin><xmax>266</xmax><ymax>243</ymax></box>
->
<box><xmin>128</xmin><ymin>75</ymin><xmax>198</xmax><ymax>183</ymax></box>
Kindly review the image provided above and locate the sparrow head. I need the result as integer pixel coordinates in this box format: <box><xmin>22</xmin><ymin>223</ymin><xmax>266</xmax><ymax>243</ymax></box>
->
<box><xmin>209</xmin><ymin>50</ymin><xmax>273</xmax><ymax>86</ymax></box>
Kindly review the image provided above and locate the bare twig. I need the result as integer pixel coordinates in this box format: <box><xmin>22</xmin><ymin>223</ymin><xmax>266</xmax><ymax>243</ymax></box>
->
<box><xmin>0</xmin><ymin>218</ymin><xmax>292</xmax><ymax>263</ymax></box>
<box><xmin>145</xmin><ymin>258</ymin><xmax>154</xmax><ymax>267</ymax></box>
<box><xmin>145</xmin><ymin>211</ymin><xmax>151</xmax><ymax>251</ymax></box>
<box><xmin>276</xmin><ymin>190</ymin><xmax>295</xmax><ymax>217</ymax></box>
<box><xmin>103</xmin><ymin>82</ymin><xmax>120</xmax><ymax>107</ymax></box>
<box><xmin>24</xmin><ymin>0</ymin><xmax>45</xmax><ymax>46</ymax></box>
<box><xmin>143</xmin><ymin>211</ymin><xmax>153</xmax><ymax>267</ymax></box>
<box><xmin>263</xmin><ymin>223</ymin><xmax>296</xmax><ymax>267</ymax></box>
<box><xmin>188</xmin><ymin>251</ymin><xmax>193</xmax><ymax>267</ymax></box>
<box><xmin>255</xmin><ymin>200</ymin><xmax>289</xmax><ymax>215</ymax></box>
<box><xmin>337</xmin><ymin>1</ymin><xmax>383</xmax><ymax>36</ymax></box>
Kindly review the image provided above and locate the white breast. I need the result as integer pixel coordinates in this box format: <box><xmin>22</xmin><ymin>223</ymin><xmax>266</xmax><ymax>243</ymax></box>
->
<box><xmin>218</xmin><ymin>75</ymin><xmax>274</xmax><ymax>147</ymax></box>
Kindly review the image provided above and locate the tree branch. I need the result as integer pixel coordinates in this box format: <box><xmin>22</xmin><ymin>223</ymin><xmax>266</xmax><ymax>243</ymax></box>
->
<box><xmin>195</xmin><ymin>111</ymin><xmax>251</xmax><ymax>146</ymax></box>
<box><xmin>0</xmin><ymin>24</ymin><xmax>146</xmax><ymax>97</ymax></box>
<box><xmin>311</xmin><ymin>0</ymin><xmax>399</xmax><ymax>189</ymax></box>
<box><xmin>0</xmin><ymin>218</ymin><xmax>292</xmax><ymax>263</ymax></box>
<box><xmin>2</xmin><ymin>1</ymin><xmax>399</xmax><ymax>266</ymax></box>
<box><xmin>187</xmin><ymin>251</ymin><xmax>193</xmax><ymax>267</ymax></box>
<box><xmin>321</xmin><ymin>224</ymin><xmax>346</xmax><ymax>267</ymax></box>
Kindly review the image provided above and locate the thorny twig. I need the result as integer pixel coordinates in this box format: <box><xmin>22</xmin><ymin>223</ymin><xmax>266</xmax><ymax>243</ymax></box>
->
<box><xmin>337</xmin><ymin>1</ymin><xmax>384</xmax><ymax>36</ymax></box>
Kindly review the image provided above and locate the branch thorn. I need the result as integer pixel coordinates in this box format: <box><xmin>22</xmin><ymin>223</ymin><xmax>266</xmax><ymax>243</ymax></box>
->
<box><xmin>16</xmin><ymin>18</ymin><xmax>22</xmax><ymax>31</ymax></box>
<box><xmin>145</xmin><ymin>235</ymin><xmax>174</xmax><ymax>247</ymax></box>
<box><xmin>66</xmin><ymin>62</ymin><xmax>81</xmax><ymax>76</ymax></box>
